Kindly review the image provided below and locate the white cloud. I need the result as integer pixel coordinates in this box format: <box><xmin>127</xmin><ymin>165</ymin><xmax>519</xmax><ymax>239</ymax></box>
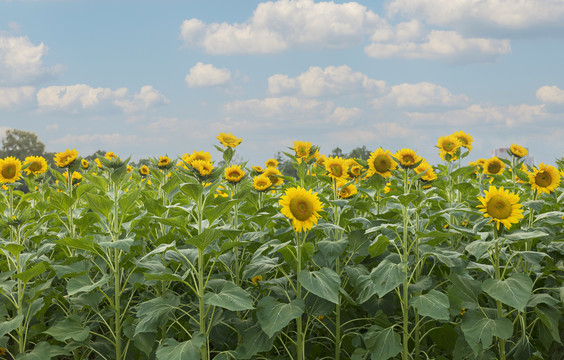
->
<box><xmin>0</xmin><ymin>35</ymin><xmax>62</xmax><ymax>85</ymax></box>
<box><xmin>185</xmin><ymin>62</ymin><xmax>231</xmax><ymax>88</ymax></box>
<box><xmin>387</xmin><ymin>0</ymin><xmax>564</xmax><ymax>31</ymax></box>
<box><xmin>536</xmin><ymin>85</ymin><xmax>564</xmax><ymax>104</ymax></box>
<box><xmin>0</xmin><ymin>86</ymin><xmax>35</xmax><ymax>109</ymax></box>
<box><xmin>51</xmin><ymin>133</ymin><xmax>140</xmax><ymax>147</ymax></box>
<box><xmin>180</xmin><ymin>0</ymin><xmax>382</xmax><ymax>54</ymax></box>
<box><xmin>372</xmin><ymin>82</ymin><xmax>469</xmax><ymax>108</ymax></box>
<box><xmin>365</xmin><ymin>30</ymin><xmax>511</xmax><ymax>62</ymax></box>
<box><xmin>114</xmin><ymin>85</ymin><xmax>169</xmax><ymax>113</ymax></box>
<box><xmin>268</xmin><ymin>65</ymin><xmax>386</xmax><ymax>97</ymax></box>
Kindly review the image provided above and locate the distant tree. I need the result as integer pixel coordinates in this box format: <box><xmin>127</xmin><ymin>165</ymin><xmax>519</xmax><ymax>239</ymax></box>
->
<box><xmin>275</xmin><ymin>152</ymin><xmax>297</xmax><ymax>178</ymax></box>
<box><xmin>331</xmin><ymin>147</ymin><xmax>344</xmax><ymax>158</ymax></box>
<box><xmin>84</xmin><ymin>150</ymin><xmax>108</xmax><ymax>162</ymax></box>
<box><xmin>348</xmin><ymin>145</ymin><xmax>371</xmax><ymax>160</ymax></box>
<box><xmin>0</xmin><ymin>129</ymin><xmax>45</xmax><ymax>160</ymax></box>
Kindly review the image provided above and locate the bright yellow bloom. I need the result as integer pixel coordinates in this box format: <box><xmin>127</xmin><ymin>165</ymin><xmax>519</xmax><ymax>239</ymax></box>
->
<box><xmin>215</xmin><ymin>185</ymin><xmax>230</xmax><ymax>198</ymax></box>
<box><xmin>477</xmin><ymin>185</ymin><xmax>524</xmax><ymax>230</ymax></box>
<box><xmin>251</xmin><ymin>275</ymin><xmax>262</xmax><ymax>286</ymax></box>
<box><xmin>105</xmin><ymin>151</ymin><xmax>119</xmax><ymax>161</ymax></box>
<box><xmin>192</xmin><ymin>160</ymin><xmax>214</xmax><ymax>177</ymax></box>
<box><xmin>265</xmin><ymin>158</ymin><xmax>279</xmax><ymax>168</ymax></box>
<box><xmin>347</xmin><ymin>159</ymin><xmax>363</xmax><ymax>179</ymax></box>
<box><xmin>81</xmin><ymin>159</ymin><xmax>89</xmax><ymax>169</ymax></box>
<box><xmin>126</xmin><ymin>165</ymin><xmax>132</xmax><ymax>173</ymax></box>
<box><xmin>183</xmin><ymin>151</ymin><xmax>212</xmax><ymax>167</ymax></box>
<box><xmin>139</xmin><ymin>165</ymin><xmax>150</xmax><ymax>176</ymax></box>
<box><xmin>0</xmin><ymin>156</ymin><xmax>22</xmax><ymax>183</ymax></box>
<box><xmin>483</xmin><ymin>157</ymin><xmax>505</xmax><ymax>175</ymax></box>
<box><xmin>395</xmin><ymin>148</ymin><xmax>421</xmax><ymax>169</ymax></box>
<box><xmin>293</xmin><ymin>141</ymin><xmax>312</xmax><ymax>159</ymax></box>
<box><xmin>437</xmin><ymin>135</ymin><xmax>461</xmax><ymax>161</ymax></box>
<box><xmin>63</xmin><ymin>171</ymin><xmax>83</xmax><ymax>186</ymax></box>
<box><xmin>158</xmin><ymin>155</ymin><xmax>171</xmax><ymax>168</ymax></box>
<box><xmin>252</xmin><ymin>165</ymin><xmax>264</xmax><ymax>173</ymax></box>
<box><xmin>338</xmin><ymin>183</ymin><xmax>358</xmax><ymax>199</ymax></box>
<box><xmin>367</xmin><ymin>148</ymin><xmax>397</xmax><ymax>178</ymax></box>
<box><xmin>224</xmin><ymin>165</ymin><xmax>245</xmax><ymax>183</ymax></box>
<box><xmin>415</xmin><ymin>160</ymin><xmax>437</xmax><ymax>182</ymax></box>
<box><xmin>509</xmin><ymin>144</ymin><xmax>528</xmax><ymax>158</ymax></box>
<box><xmin>23</xmin><ymin>156</ymin><xmax>48</xmax><ymax>175</ymax></box>
<box><xmin>95</xmin><ymin>158</ymin><xmax>102</xmax><ymax>168</ymax></box>
<box><xmin>453</xmin><ymin>131</ymin><xmax>473</xmax><ymax>151</ymax></box>
<box><xmin>279</xmin><ymin>186</ymin><xmax>323</xmax><ymax>232</ymax></box>
<box><xmin>253</xmin><ymin>174</ymin><xmax>272</xmax><ymax>191</ymax></box>
<box><xmin>217</xmin><ymin>132</ymin><xmax>242</xmax><ymax>148</ymax></box>
<box><xmin>54</xmin><ymin>149</ymin><xmax>78</xmax><ymax>168</ymax></box>
<box><xmin>264</xmin><ymin>167</ymin><xmax>283</xmax><ymax>187</ymax></box>
<box><xmin>529</xmin><ymin>163</ymin><xmax>561</xmax><ymax>195</ymax></box>
<box><xmin>324</xmin><ymin>156</ymin><xmax>349</xmax><ymax>180</ymax></box>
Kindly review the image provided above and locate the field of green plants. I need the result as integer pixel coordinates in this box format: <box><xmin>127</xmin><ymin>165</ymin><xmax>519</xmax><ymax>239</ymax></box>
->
<box><xmin>0</xmin><ymin>132</ymin><xmax>563</xmax><ymax>360</ymax></box>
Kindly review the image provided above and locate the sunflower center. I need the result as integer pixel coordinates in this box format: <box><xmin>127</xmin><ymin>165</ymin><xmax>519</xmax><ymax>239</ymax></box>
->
<box><xmin>351</xmin><ymin>166</ymin><xmax>361</xmax><ymax>177</ymax></box>
<box><xmin>2</xmin><ymin>164</ymin><xmax>16</xmax><ymax>179</ymax></box>
<box><xmin>228</xmin><ymin>170</ymin><xmax>240</xmax><ymax>179</ymax></box>
<box><xmin>534</xmin><ymin>171</ymin><xmax>552</xmax><ymax>187</ymax></box>
<box><xmin>297</xmin><ymin>147</ymin><xmax>307</xmax><ymax>157</ymax></box>
<box><xmin>458</xmin><ymin>137</ymin><xmax>467</xmax><ymax>145</ymax></box>
<box><xmin>330</xmin><ymin>165</ymin><xmax>343</xmax><ymax>177</ymax></box>
<box><xmin>443</xmin><ymin>141</ymin><xmax>455</xmax><ymax>152</ymax></box>
<box><xmin>402</xmin><ymin>155</ymin><xmax>414</xmax><ymax>164</ymax></box>
<box><xmin>488</xmin><ymin>162</ymin><xmax>501</xmax><ymax>174</ymax></box>
<box><xmin>487</xmin><ymin>195</ymin><xmax>512</xmax><ymax>219</ymax></box>
<box><xmin>289</xmin><ymin>196</ymin><xmax>314</xmax><ymax>221</ymax></box>
<box><xmin>373</xmin><ymin>155</ymin><xmax>391</xmax><ymax>173</ymax></box>
<box><xmin>29</xmin><ymin>161</ymin><xmax>42</xmax><ymax>172</ymax></box>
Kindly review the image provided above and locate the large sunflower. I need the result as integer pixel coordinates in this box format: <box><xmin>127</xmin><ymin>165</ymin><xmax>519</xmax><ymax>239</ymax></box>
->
<box><xmin>293</xmin><ymin>141</ymin><xmax>312</xmax><ymax>159</ymax></box>
<box><xmin>23</xmin><ymin>156</ymin><xmax>48</xmax><ymax>175</ymax></box>
<box><xmin>395</xmin><ymin>148</ymin><xmax>421</xmax><ymax>169</ymax></box>
<box><xmin>415</xmin><ymin>160</ymin><xmax>437</xmax><ymax>182</ymax></box>
<box><xmin>453</xmin><ymin>131</ymin><xmax>473</xmax><ymax>151</ymax></box>
<box><xmin>224</xmin><ymin>165</ymin><xmax>245</xmax><ymax>183</ymax></box>
<box><xmin>192</xmin><ymin>160</ymin><xmax>214</xmax><ymax>177</ymax></box>
<box><xmin>279</xmin><ymin>186</ymin><xmax>324</xmax><ymax>232</ymax></box>
<box><xmin>509</xmin><ymin>144</ymin><xmax>528</xmax><ymax>158</ymax></box>
<box><xmin>253</xmin><ymin>174</ymin><xmax>272</xmax><ymax>192</ymax></box>
<box><xmin>217</xmin><ymin>132</ymin><xmax>242</xmax><ymax>148</ymax></box>
<box><xmin>529</xmin><ymin>163</ymin><xmax>561</xmax><ymax>194</ymax></box>
<box><xmin>54</xmin><ymin>149</ymin><xmax>79</xmax><ymax>168</ymax></box>
<box><xmin>0</xmin><ymin>157</ymin><xmax>22</xmax><ymax>183</ymax></box>
<box><xmin>338</xmin><ymin>183</ymin><xmax>358</xmax><ymax>199</ymax></box>
<box><xmin>324</xmin><ymin>156</ymin><xmax>349</xmax><ymax>180</ymax></box>
<box><xmin>483</xmin><ymin>157</ymin><xmax>505</xmax><ymax>175</ymax></box>
<box><xmin>477</xmin><ymin>186</ymin><xmax>524</xmax><ymax>230</ymax></box>
<box><xmin>367</xmin><ymin>148</ymin><xmax>397</xmax><ymax>178</ymax></box>
<box><xmin>264</xmin><ymin>167</ymin><xmax>283</xmax><ymax>187</ymax></box>
<box><xmin>184</xmin><ymin>151</ymin><xmax>212</xmax><ymax>166</ymax></box>
<box><xmin>437</xmin><ymin>135</ymin><xmax>461</xmax><ymax>161</ymax></box>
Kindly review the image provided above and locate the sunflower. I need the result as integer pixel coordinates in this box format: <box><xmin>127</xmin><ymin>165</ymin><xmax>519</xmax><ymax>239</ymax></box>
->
<box><xmin>215</xmin><ymin>185</ymin><xmax>230</xmax><ymax>198</ymax></box>
<box><xmin>0</xmin><ymin>156</ymin><xmax>22</xmax><ymax>183</ymax></box>
<box><xmin>415</xmin><ymin>160</ymin><xmax>437</xmax><ymax>182</ymax></box>
<box><xmin>23</xmin><ymin>156</ymin><xmax>48</xmax><ymax>175</ymax></box>
<box><xmin>293</xmin><ymin>141</ymin><xmax>312</xmax><ymax>159</ymax></box>
<box><xmin>192</xmin><ymin>160</ymin><xmax>214</xmax><ymax>177</ymax></box>
<box><xmin>338</xmin><ymin>183</ymin><xmax>358</xmax><ymax>199</ymax></box>
<box><xmin>265</xmin><ymin>158</ymin><xmax>279</xmax><ymax>168</ymax></box>
<box><xmin>224</xmin><ymin>165</ymin><xmax>245</xmax><ymax>183</ymax></box>
<box><xmin>158</xmin><ymin>155</ymin><xmax>171</xmax><ymax>168</ymax></box>
<box><xmin>183</xmin><ymin>151</ymin><xmax>212</xmax><ymax>166</ymax></box>
<box><xmin>529</xmin><ymin>163</ymin><xmax>561</xmax><ymax>194</ymax></box>
<box><xmin>395</xmin><ymin>148</ymin><xmax>421</xmax><ymax>169</ymax></box>
<box><xmin>453</xmin><ymin>131</ymin><xmax>473</xmax><ymax>151</ymax></box>
<box><xmin>217</xmin><ymin>132</ymin><xmax>242</xmax><ymax>148</ymax></box>
<box><xmin>509</xmin><ymin>144</ymin><xmax>528</xmax><ymax>158</ymax></box>
<box><xmin>63</xmin><ymin>171</ymin><xmax>83</xmax><ymax>186</ymax></box>
<box><xmin>263</xmin><ymin>167</ymin><xmax>283</xmax><ymax>187</ymax></box>
<box><xmin>367</xmin><ymin>148</ymin><xmax>398</xmax><ymax>178</ymax></box>
<box><xmin>483</xmin><ymin>157</ymin><xmax>505</xmax><ymax>175</ymax></box>
<box><xmin>105</xmin><ymin>151</ymin><xmax>119</xmax><ymax>161</ymax></box>
<box><xmin>324</xmin><ymin>156</ymin><xmax>348</xmax><ymax>180</ymax></box>
<box><xmin>81</xmin><ymin>159</ymin><xmax>89</xmax><ymax>169</ymax></box>
<box><xmin>253</xmin><ymin>174</ymin><xmax>272</xmax><ymax>191</ymax></box>
<box><xmin>252</xmin><ymin>165</ymin><xmax>264</xmax><ymax>173</ymax></box>
<box><xmin>437</xmin><ymin>135</ymin><xmax>461</xmax><ymax>161</ymax></box>
<box><xmin>126</xmin><ymin>165</ymin><xmax>132</xmax><ymax>173</ymax></box>
<box><xmin>251</xmin><ymin>275</ymin><xmax>262</xmax><ymax>286</ymax></box>
<box><xmin>314</xmin><ymin>153</ymin><xmax>326</xmax><ymax>167</ymax></box>
<box><xmin>139</xmin><ymin>165</ymin><xmax>150</xmax><ymax>176</ymax></box>
<box><xmin>477</xmin><ymin>185</ymin><xmax>524</xmax><ymax>230</ymax></box>
<box><xmin>54</xmin><ymin>149</ymin><xmax>79</xmax><ymax>168</ymax></box>
<box><xmin>347</xmin><ymin>159</ymin><xmax>363</xmax><ymax>179</ymax></box>
<box><xmin>279</xmin><ymin>186</ymin><xmax>324</xmax><ymax>232</ymax></box>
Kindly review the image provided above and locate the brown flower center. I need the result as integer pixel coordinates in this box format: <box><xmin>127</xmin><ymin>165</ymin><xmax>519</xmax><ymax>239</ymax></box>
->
<box><xmin>487</xmin><ymin>195</ymin><xmax>512</xmax><ymax>219</ymax></box>
<box><xmin>289</xmin><ymin>196</ymin><xmax>314</xmax><ymax>221</ymax></box>
<box><xmin>402</xmin><ymin>155</ymin><xmax>415</xmax><ymax>165</ymax></box>
<box><xmin>29</xmin><ymin>161</ymin><xmax>42</xmax><ymax>172</ymax></box>
<box><xmin>330</xmin><ymin>164</ymin><xmax>343</xmax><ymax>178</ymax></box>
<box><xmin>2</xmin><ymin>164</ymin><xmax>16</xmax><ymax>179</ymax></box>
<box><xmin>487</xmin><ymin>162</ymin><xmax>501</xmax><ymax>174</ymax></box>
<box><xmin>534</xmin><ymin>171</ymin><xmax>552</xmax><ymax>188</ymax></box>
<box><xmin>373</xmin><ymin>155</ymin><xmax>391</xmax><ymax>173</ymax></box>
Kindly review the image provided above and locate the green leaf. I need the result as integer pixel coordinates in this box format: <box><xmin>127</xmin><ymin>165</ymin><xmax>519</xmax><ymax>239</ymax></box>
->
<box><xmin>504</xmin><ymin>230</ymin><xmax>548</xmax><ymax>242</ymax></box>
<box><xmin>298</xmin><ymin>268</ymin><xmax>341</xmax><ymax>305</ymax></box>
<box><xmin>364</xmin><ymin>326</ymin><xmax>402</xmax><ymax>360</ymax></box>
<box><xmin>55</xmin><ymin>236</ymin><xmax>100</xmax><ymax>254</ymax></box>
<box><xmin>0</xmin><ymin>314</ymin><xmax>24</xmax><ymax>338</ymax></box>
<box><xmin>461</xmin><ymin>312</ymin><xmax>513</xmax><ymax>349</ymax></box>
<box><xmin>204</xmin><ymin>279</ymin><xmax>254</xmax><ymax>311</ymax></box>
<box><xmin>48</xmin><ymin>190</ymin><xmax>75</xmax><ymax>213</ymax></box>
<box><xmin>14</xmin><ymin>261</ymin><xmax>46</xmax><ymax>284</ymax></box>
<box><xmin>44</xmin><ymin>315</ymin><xmax>90</xmax><ymax>342</ymax></box>
<box><xmin>410</xmin><ymin>290</ymin><xmax>450</xmax><ymax>321</ymax></box>
<box><xmin>256</xmin><ymin>296</ymin><xmax>304</xmax><ymax>338</ymax></box>
<box><xmin>180</xmin><ymin>182</ymin><xmax>203</xmax><ymax>202</ymax></box>
<box><xmin>84</xmin><ymin>193</ymin><xmax>114</xmax><ymax>218</ymax></box>
<box><xmin>135</xmin><ymin>295</ymin><xmax>180</xmax><ymax>335</ymax></box>
<box><xmin>370</xmin><ymin>258</ymin><xmax>405</xmax><ymax>297</ymax></box>
<box><xmin>99</xmin><ymin>238</ymin><xmax>134</xmax><ymax>253</ymax></box>
<box><xmin>1</xmin><ymin>242</ymin><xmax>25</xmax><ymax>256</ymax></box>
<box><xmin>534</xmin><ymin>303</ymin><xmax>562</xmax><ymax>344</ymax></box>
<box><xmin>233</xmin><ymin>324</ymin><xmax>274</xmax><ymax>359</ymax></box>
<box><xmin>185</xmin><ymin>228</ymin><xmax>218</xmax><ymax>251</ymax></box>
<box><xmin>318</xmin><ymin>238</ymin><xmax>348</xmax><ymax>260</ymax></box>
<box><xmin>66</xmin><ymin>274</ymin><xmax>110</xmax><ymax>296</ymax></box>
<box><xmin>243</xmin><ymin>255</ymin><xmax>280</xmax><ymax>279</ymax></box>
<box><xmin>119</xmin><ymin>188</ymin><xmax>142</xmax><ymax>214</ymax></box>
<box><xmin>369</xmin><ymin>235</ymin><xmax>389</xmax><ymax>258</ymax></box>
<box><xmin>15</xmin><ymin>341</ymin><xmax>51</xmax><ymax>360</ymax></box>
<box><xmin>482</xmin><ymin>273</ymin><xmax>533</xmax><ymax>312</ymax></box>
<box><xmin>156</xmin><ymin>333</ymin><xmax>205</xmax><ymax>360</ymax></box>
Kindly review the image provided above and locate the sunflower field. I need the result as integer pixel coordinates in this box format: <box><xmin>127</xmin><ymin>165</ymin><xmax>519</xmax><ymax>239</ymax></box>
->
<box><xmin>0</xmin><ymin>132</ymin><xmax>563</xmax><ymax>360</ymax></box>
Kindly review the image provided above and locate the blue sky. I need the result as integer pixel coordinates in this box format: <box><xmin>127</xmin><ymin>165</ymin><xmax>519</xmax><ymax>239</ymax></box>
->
<box><xmin>1</xmin><ymin>0</ymin><xmax>564</xmax><ymax>166</ymax></box>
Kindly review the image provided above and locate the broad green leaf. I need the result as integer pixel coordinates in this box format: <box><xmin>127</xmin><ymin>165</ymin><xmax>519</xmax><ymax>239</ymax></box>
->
<box><xmin>185</xmin><ymin>228</ymin><xmax>218</xmax><ymax>251</ymax></box>
<box><xmin>179</xmin><ymin>182</ymin><xmax>203</xmax><ymax>202</ymax></box>
<box><xmin>504</xmin><ymin>230</ymin><xmax>548</xmax><ymax>242</ymax></box>
<box><xmin>0</xmin><ymin>314</ymin><xmax>24</xmax><ymax>338</ymax></box>
<box><xmin>48</xmin><ymin>190</ymin><xmax>75</xmax><ymax>213</ymax></box>
<box><xmin>298</xmin><ymin>268</ymin><xmax>341</xmax><ymax>305</ymax></box>
<box><xmin>55</xmin><ymin>237</ymin><xmax>100</xmax><ymax>254</ymax></box>
<box><xmin>256</xmin><ymin>296</ymin><xmax>304</xmax><ymax>338</ymax></box>
<box><xmin>318</xmin><ymin>238</ymin><xmax>348</xmax><ymax>259</ymax></box>
<box><xmin>364</xmin><ymin>326</ymin><xmax>402</xmax><ymax>360</ymax></box>
<box><xmin>410</xmin><ymin>290</ymin><xmax>450</xmax><ymax>321</ymax></box>
<box><xmin>204</xmin><ymin>279</ymin><xmax>254</xmax><ymax>311</ymax></box>
<box><xmin>67</xmin><ymin>274</ymin><xmax>110</xmax><ymax>296</ymax></box>
<box><xmin>527</xmin><ymin>293</ymin><xmax>559</xmax><ymax>308</ymax></box>
<box><xmin>14</xmin><ymin>262</ymin><xmax>46</xmax><ymax>284</ymax></box>
<box><xmin>99</xmin><ymin>238</ymin><xmax>134</xmax><ymax>253</ymax></box>
<box><xmin>44</xmin><ymin>314</ymin><xmax>90</xmax><ymax>342</ymax></box>
<box><xmin>118</xmin><ymin>188</ymin><xmax>141</xmax><ymax>214</ymax></box>
<box><xmin>233</xmin><ymin>324</ymin><xmax>274</xmax><ymax>359</ymax></box>
<box><xmin>85</xmin><ymin>193</ymin><xmax>114</xmax><ymax>218</ymax></box>
<box><xmin>461</xmin><ymin>312</ymin><xmax>513</xmax><ymax>349</ymax></box>
<box><xmin>1</xmin><ymin>242</ymin><xmax>25</xmax><ymax>256</ymax></box>
<box><xmin>156</xmin><ymin>332</ymin><xmax>205</xmax><ymax>360</ymax></box>
<box><xmin>370</xmin><ymin>258</ymin><xmax>405</xmax><ymax>297</ymax></box>
<box><xmin>15</xmin><ymin>341</ymin><xmax>50</xmax><ymax>360</ymax></box>
<box><xmin>369</xmin><ymin>235</ymin><xmax>389</xmax><ymax>258</ymax></box>
<box><xmin>243</xmin><ymin>255</ymin><xmax>280</xmax><ymax>279</ymax></box>
<box><xmin>534</xmin><ymin>304</ymin><xmax>562</xmax><ymax>343</ymax></box>
<box><xmin>135</xmin><ymin>295</ymin><xmax>180</xmax><ymax>335</ymax></box>
<box><xmin>482</xmin><ymin>273</ymin><xmax>533</xmax><ymax>312</ymax></box>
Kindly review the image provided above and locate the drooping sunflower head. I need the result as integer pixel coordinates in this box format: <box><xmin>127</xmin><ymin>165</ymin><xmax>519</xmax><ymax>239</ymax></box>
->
<box><xmin>477</xmin><ymin>185</ymin><xmax>524</xmax><ymax>230</ymax></box>
<box><xmin>263</xmin><ymin>167</ymin><xmax>283</xmax><ymax>187</ymax></box>
<box><xmin>367</xmin><ymin>148</ymin><xmax>398</xmax><ymax>178</ymax></box>
<box><xmin>509</xmin><ymin>144</ymin><xmax>527</xmax><ymax>158</ymax></box>
<box><xmin>0</xmin><ymin>156</ymin><xmax>23</xmax><ymax>183</ymax></box>
<box><xmin>252</xmin><ymin>165</ymin><xmax>264</xmax><ymax>174</ymax></box>
<box><xmin>253</xmin><ymin>174</ymin><xmax>272</xmax><ymax>192</ymax></box>
<box><xmin>338</xmin><ymin>183</ymin><xmax>358</xmax><ymax>199</ymax></box>
<box><xmin>217</xmin><ymin>132</ymin><xmax>242</xmax><ymax>148</ymax></box>
<box><xmin>529</xmin><ymin>163</ymin><xmax>561</xmax><ymax>195</ymax></box>
<box><xmin>395</xmin><ymin>148</ymin><xmax>421</xmax><ymax>169</ymax></box>
<box><xmin>139</xmin><ymin>165</ymin><xmax>150</xmax><ymax>176</ymax></box>
<box><xmin>415</xmin><ymin>160</ymin><xmax>437</xmax><ymax>182</ymax></box>
<box><xmin>81</xmin><ymin>159</ymin><xmax>89</xmax><ymax>169</ymax></box>
<box><xmin>347</xmin><ymin>159</ymin><xmax>363</xmax><ymax>179</ymax></box>
<box><xmin>192</xmin><ymin>160</ymin><xmax>214</xmax><ymax>177</ymax></box>
<box><xmin>265</xmin><ymin>158</ymin><xmax>279</xmax><ymax>168</ymax></box>
<box><xmin>453</xmin><ymin>131</ymin><xmax>473</xmax><ymax>151</ymax></box>
<box><xmin>324</xmin><ymin>156</ymin><xmax>349</xmax><ymax>180</ymax></box>
<box><xmin>54</xmin><ymin>149</ymin><xmax>79</xmax><ymax>168</ymax></box>
<box><xmin>224</xmin><ymin>165</ymin><xmax>245</xmax><ymax>183</ymax></box>
<box><xmin>158</xmin><ymin>155</ymin><xmax>172</xmax><ymax>169</ymax></box>
<box><xmin>483</xmin><ymin>157</ymin><xmax>505</xmax><ymax>175</ymax></box>
<box><xmin>279</xmin><ymin>186</ymin><xmax>324</xmax><ymax>232</ymax></box>
<box><xmin>293</xmin><ymin>141</ymin><xmax>312</xmax><ymax>159</ymax></box>
<box><xmin>23</xmin><ymin>156</ymin><xmax>48</xmax><ymax>175</ymax></box>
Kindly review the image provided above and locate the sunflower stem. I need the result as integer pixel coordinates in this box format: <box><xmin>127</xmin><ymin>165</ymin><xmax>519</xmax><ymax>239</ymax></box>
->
<box><xmin>295</xmin><ymin>230</ymin><xmax>304</xmax><ymax>360</ymax></box>
<box><xmin>493</xmin><ymin>226</ymin><xmax>506</xmax><ymax>360</ymax></box>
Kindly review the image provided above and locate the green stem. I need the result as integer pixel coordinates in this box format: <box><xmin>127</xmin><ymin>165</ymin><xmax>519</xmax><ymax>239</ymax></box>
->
<box><xmin>401</xmin><ymin>168</ymin><xmax>410</xmax><ymax>360</ymax></box>
<box><xmin>493</xmin><ymin>227</ymin><xmax>506</xmax><ymax>360</ymax></box>
<box><xmin>296</xmin><ymin>231</ymin><xmax>304</xmax><ymax>360</ymax></box>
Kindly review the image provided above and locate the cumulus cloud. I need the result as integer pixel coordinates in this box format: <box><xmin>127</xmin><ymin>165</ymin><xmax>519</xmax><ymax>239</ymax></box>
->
<box><xmin>114</xmin><ymin>85</ymin><xmax>169</xmax><ymax>113</ymax></box>
<box><xmin>372</xmin><ymin>82</ymin><xmax>469</xmax><ymax>108</ymax></box>
<box><xmin>180</xmin><ymin>0</ymin><xmax>382</xmax><ymax>54</ymax></box>
<box><xmin>185</xmin><ymin>62</ymin><xmax>231</xmax><ymax>88</ymax></box>
<box><xmin>268</xmin><ymin>65</ymin><xmax>386</xmax><ymax>97</ymax></box>
<box><xmin>0</xmin><ymin>86</ymin><xmax>35</xmax><ymax>109</ymax></box>
<box><xmin>536</xmin><ymin>85</ymin><xmax>564</xmax><ymax>104</ymax></box>
<box><xmin>0</xmin><ymin>35</ymin><xmax>62</xmax><ymax>85</ymax></box>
